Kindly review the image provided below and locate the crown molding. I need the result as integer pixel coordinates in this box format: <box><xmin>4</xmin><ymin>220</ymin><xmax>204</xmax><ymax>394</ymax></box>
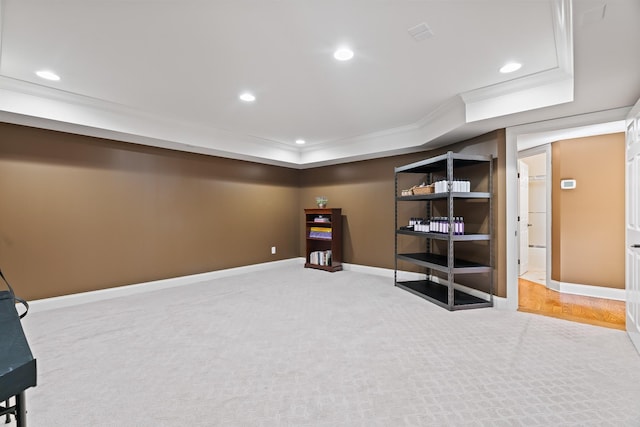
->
<box><xmin>0</xmin><ymin>76</ymin><xmax>304</xmax><ymax>167</ymax></box>
<box><xmin>512</xmin><ymin>107</ymin><xmax>628</xmax><ymax>152</ymax></box>
<box><xmin>296</xmin><ymin>96</ymin><xmax>467</xmax><ymax>167</ymax></box>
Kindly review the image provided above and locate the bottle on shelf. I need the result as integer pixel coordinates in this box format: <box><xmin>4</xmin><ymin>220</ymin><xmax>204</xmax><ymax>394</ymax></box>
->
<box><xmin>424</xmin><ymin>216</ymin><xmax>465</xmax><ymax>234</ymax></box>
<box><xmin>449</xmin><ymin>178</ymin><xmax>471</xmax><ymax>192</ymax></box>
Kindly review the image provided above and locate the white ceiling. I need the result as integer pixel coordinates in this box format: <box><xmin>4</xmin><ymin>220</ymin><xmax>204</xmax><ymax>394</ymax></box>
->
<box><xmin>0</xmin><ymin>0</ymin><xmax>638</xmax><ymax>168</ymax></box>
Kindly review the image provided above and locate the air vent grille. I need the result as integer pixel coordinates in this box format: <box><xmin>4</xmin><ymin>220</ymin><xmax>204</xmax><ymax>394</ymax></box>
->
<box><xmin>408</xmin><ymin>22</ymin><xmax>434</xmax><ymax>41</ymax></box>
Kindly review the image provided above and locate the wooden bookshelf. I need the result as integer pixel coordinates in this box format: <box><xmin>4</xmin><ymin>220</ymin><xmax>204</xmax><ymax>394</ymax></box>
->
<box><xmin>304</xmin><ymin>208</ymin><xmax>342</xmax><ymax>272</ymax></box>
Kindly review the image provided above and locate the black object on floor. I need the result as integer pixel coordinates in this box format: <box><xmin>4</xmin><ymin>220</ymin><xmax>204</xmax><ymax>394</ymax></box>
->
<box><xmin>0</xmin><ymin>270</ymin><xmax>36</xmax><ymax>427</ymax></box>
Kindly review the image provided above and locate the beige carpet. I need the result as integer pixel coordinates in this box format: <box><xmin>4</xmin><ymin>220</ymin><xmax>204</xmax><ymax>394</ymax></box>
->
<box><xmin>13</xmin><ymin>265</ymin><xmax>640</xmax><ymax>426</ymax></box>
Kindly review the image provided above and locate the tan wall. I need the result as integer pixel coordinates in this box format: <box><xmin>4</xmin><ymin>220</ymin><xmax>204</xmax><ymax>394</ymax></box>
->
<box><xmin>0</xmin><ymin>123</ymin><xmax>300</xmax><ymax>300</ymax></box>
<box><xmin>0</xmin><ymin>122</ymin><xmax>507</xmax><ymax>301</ymax></box>
<box><xmin>299</xmin><ymin>130</ymin><xmax>507</xmax><ymax>297</ymax></box>
<box><xmin>551</xmin><ymin>133</ymin><xmax>625</xmax><ymax>288</ymax></box>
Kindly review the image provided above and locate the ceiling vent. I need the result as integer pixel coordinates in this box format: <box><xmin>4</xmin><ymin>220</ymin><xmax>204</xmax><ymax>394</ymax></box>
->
<box><xmin>408</xmin><ymin>22</ymin><xmax>434</xmax><ymax>41</ymax></box>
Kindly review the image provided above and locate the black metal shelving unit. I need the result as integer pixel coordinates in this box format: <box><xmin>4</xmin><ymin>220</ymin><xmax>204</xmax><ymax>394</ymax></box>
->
<box><xmin>394</xmin><ymin>151</ymin><xmax>493</xmax><ymax>310</ymax></box>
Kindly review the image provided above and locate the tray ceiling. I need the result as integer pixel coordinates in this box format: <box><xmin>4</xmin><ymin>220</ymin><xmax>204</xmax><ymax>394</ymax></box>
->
<box><xmin>0</xmin><ymin>0</ymin><xmax>638</xmax><ymax>167</ymax></box>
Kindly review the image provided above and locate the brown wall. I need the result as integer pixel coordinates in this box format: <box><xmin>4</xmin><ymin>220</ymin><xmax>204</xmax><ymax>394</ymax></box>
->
<box><xmin>299</xmin><ymin>130</ymin><xmax>507</xmax><ymax>297</ymax></box>
<box><xmin>551</xmin><ymin>133</ymin><xmax>625</xmax><ymax>288</ymax></box>
<box><xmin>0</xmin><ymin>123</ymin><xmax>300</xmax><ymax>300</ymax></box>
<box><xmin>0</xmin><ymin>122</ymin><xmax>507</xmax><ymax>301</ymax></box>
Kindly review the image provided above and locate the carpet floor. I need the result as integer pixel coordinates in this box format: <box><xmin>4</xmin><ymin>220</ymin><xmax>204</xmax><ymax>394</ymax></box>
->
<box><xmin>13</xmin><ymin>266</ymin><xmax>640</xmax><ymax>426</ymax></box>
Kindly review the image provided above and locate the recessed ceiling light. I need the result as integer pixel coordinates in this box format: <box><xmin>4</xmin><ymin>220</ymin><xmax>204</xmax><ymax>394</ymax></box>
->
<box><xmin>295</xmin><ymin>139</ymin><xmax>306</xmax><ymax>145</ymax></box>
<box><xmin>239</xmin><ymin>92</ymin><xmax>256</xmax><ymax>102</ymax></box>
<box><xmin>499</xmin><ymin>62</ymin><xmax>522</xmax><ymax>73</ymax></box>
<box><xmin>35</xmin><ymin>70</ymin><xmax>60</xmax><ymax>81</ymax></box>
<box><xmin>333</xmin><ymin>47</ymin><xmax>354</xmax><ymax>61</ymax></box>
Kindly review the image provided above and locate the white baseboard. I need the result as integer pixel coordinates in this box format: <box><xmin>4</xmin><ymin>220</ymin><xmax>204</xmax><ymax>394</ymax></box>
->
<box><xmin>491</xmin><ymin>296</ymin><xmax>509</xmax><ymax>310</ymax></box>
<box><xmin>548</xmin><ymin>279</ymin><xmax>626</xmax><ymax>301</ymax></box>
<box><xmin>28</xmin><ymin>258</ymin><xmax>304</xmax><ymax>313</ymax></box>
<box><xmin>342</xmin><ymin>263</ymin><xmax>396</xmax><ymax>279</ymax></box>
<box><xmin>28</xmin><ymin>259</ymin><xmax>509</xmax><ymax>313</ymax></box>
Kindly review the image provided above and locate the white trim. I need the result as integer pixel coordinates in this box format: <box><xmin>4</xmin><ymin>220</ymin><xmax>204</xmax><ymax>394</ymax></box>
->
<box><xmin>506</xmin><ymin>128</ymin><xmax>520</xmax><ymax>310</ymax></box>
<box><xmin>548</xmin><ymin>279</ymin><xmax>626</xmax><ymax>301</ymax></box>
<box><xmin>552</xmin><ymin>0</ymin><xmax>573</xmax><ymax>73</ymax></box>
<box><xmin>297</xmin><ymin>96</ymin><xmax>467</xmax><ymax>168</ymax></box>
<box><xmin>491</xmin><ymin>296</ymin><xmax>509</xmax><ymax>310</ymax></box>
<box><xmin>0</xmin><ymin>0</ymin><xmax>4</xmax><ymax>71</ymax></box>
<box><xmin>517</xmin><ymin>120</ymin><xmax>626</xmax><ymax>152</ymax></box>
<box><xmin>27</xmin><ymin>258</ymin><xmax>304</xmax><ymax>313</ymax></box>
<box><xmin>545</xmin><ymin>146</ymin><xmax>553</xmax><ymax>287</ymax></box>
<box><xmin>0</xmin><ymin>77</ymin><xmax>304</xmax><ymax>168</ymax></box>
<box><xmin>518</xmin><ymin>145</ymin><xmax>553</xmax><ymax>288</ymax></box>
<box><xmin>462</xmin><ymin>71</ymin><xmax>573</xmax><ymax>123</ymax></box>
<box><xmin>342</xmin><ymin>262</ymin><xmax>396</xmax><ymax>278</ymax></box>
<box><xmin>29</xmin><ymin>260</ymin><xmax>507</xmax><ymax>313</ymax></box>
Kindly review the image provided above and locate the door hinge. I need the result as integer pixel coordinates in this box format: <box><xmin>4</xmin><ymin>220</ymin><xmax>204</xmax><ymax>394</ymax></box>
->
<box><xmin>518</xmin><ymin>259</ymin><xmax>521</xmax><ymax>265</ymax></box>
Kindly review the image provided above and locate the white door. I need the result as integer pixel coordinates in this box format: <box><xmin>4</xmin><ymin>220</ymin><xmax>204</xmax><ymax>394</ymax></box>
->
<box><xmin>519</xmin><ymin>160</ymin><xmax>530</xmax><ymax>275</ymax></box>
<box><xmin>626</xmin><ymin>100</ymin><xmax>640</xmax><ymax>353</ymax></box>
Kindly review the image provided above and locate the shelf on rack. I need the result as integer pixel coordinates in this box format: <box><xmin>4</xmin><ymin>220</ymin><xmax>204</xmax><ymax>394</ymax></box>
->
<box><xmin>394</xmin><ymin>152</ymin><xmax>492</xmax><ymax>174</ymax></box>
<box><xmin>396</xmin><ymin>252</ymin><xmax>491</xmax><ymax>274</ymax></box>
<box><xmin>396</xmin><ymin>229</ymin><xmax>491</xmax><ymax>241</ymax></box>
<box><xmin>396</xmin><ymin>279</ymin><xmax>492</xmax><ymax>310</ymax></box>
<box><xmin>396</xmin><ymin>192</ymin><xmax>491</xmax><ymax>201</ymax></box>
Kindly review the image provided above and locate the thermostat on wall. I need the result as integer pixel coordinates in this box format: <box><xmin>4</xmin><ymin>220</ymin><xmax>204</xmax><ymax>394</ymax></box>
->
<box><xmin>560</xmin><ymin>179</ymin><xmax>576</xmax><ymax>190</ymax></box>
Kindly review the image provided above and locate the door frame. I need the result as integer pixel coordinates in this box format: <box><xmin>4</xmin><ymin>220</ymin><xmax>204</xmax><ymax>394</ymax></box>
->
<box><xmin>518</xmin><ymin>146</ymin><xmax>552</xmax><ymax>286</ymax></box>
<box><xmin>505</xmin><ymin>108</ymin><xmax>629</xmax><ymax>310</ymax></box>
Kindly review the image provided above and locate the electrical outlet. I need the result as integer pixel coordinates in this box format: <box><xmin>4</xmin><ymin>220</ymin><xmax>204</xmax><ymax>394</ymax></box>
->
<box><xmin>271</xmin><ymin>246</ymin><xmax>276</xmax><ymax>255</ymax></box>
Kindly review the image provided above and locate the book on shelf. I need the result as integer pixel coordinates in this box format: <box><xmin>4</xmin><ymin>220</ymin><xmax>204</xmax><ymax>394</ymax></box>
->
<box><xmin>313</xmin><ymin>216</ymin><xmax>330</xmax><ymax>223</ymax></box>
<box><xmin>309</xmin><ymin>250</ymin><xmax>332</xmax><ymax>266</ymax></box>
<box><xmin>309</xmin><ymin>226</ymin><xmax>332</xmax><ymax>239</ymax></box>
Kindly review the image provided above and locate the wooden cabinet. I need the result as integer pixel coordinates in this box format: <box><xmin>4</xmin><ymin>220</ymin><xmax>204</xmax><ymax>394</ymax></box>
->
<box><xmin>394</xmin><ymin>151</ymin><xmax>493</xmax><ymax>310</ymax></box>
<box><xmin>304</xmin><ymin>208</ymin><xmax>342</xmax><ymax>272</ymax></box>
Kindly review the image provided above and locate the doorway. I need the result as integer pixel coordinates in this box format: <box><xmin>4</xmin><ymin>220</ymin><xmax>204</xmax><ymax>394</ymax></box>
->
<box><xmin>516</xmin><ymin>144</ymin><xmax>626</xmax><ymax>330</ymax></box>
<box><xmin>506</xmin><ymin>111</ymin><xmax>628</xmax><ymax>311</ymax></box>
<box><xmin>518</xmin><ymin>150</ymin><xmax>549</xmax><ymax>286</ymax></box>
